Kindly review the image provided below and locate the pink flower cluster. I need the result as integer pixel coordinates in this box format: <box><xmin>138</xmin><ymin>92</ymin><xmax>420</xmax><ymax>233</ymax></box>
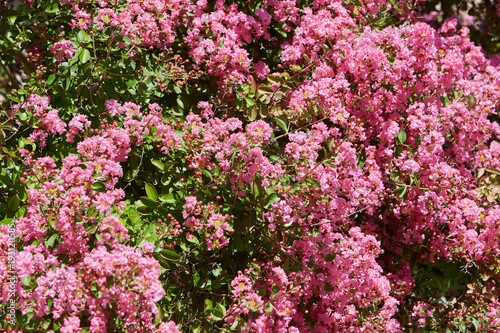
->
<box><xmin>8</xmin><ymin>0</ymin><xmax>500</xmax><ymax>331</ymax></box>
<box><xmin>226</xmin><ymin>228</ymin><xmax>400</xmax><ymax>332</ymax></box>
<box><xmin>26</xmin><ymin>245</ymin><xmax>164</xmax><ymax>332</ymax></box>
<box><xmin>4</xmin><ymin>98</ymin><xmax>173</xmax><ymax>332</ymax></box>
<box><xmin>49</xmin><ymin>39</ymin><xmax>77</xmax><ymax>62</ymax></box>
<box><xmin>12</xmin><ymin>94</ymin><xmax>66</xmax><ymax>146</ymax></box>
<box><xmin>183</xmin><ymin>197</ymin><xmax>233</xmax><ymax>251</ymax></box>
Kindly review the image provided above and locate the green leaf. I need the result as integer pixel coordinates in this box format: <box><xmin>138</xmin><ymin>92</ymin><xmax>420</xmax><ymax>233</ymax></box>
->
<box><xmin>160</xmin><ymin>249</ymin><xmax>181</xmax><ymax>260</ymax></box>
<box><xmin>204</xmin><ymin>299</ymin><xmax>213</xmax><ymax>312</ymax></box>
<box><xmin>140</xmin><ymin>196</ymin><xmax>158</xmax><ymax>207</ymax></box>
<box><xmin>267</xmin><ymin>74</ymin><xmax>282</xmax><ymax>85</ymax></box>
<box><xmin>257</xmin><ymin>84</ymin><xmax>274</xmax><ymax>95</ymax></box>
<box><xmin>91</xmin><ymin>182</ymin><xmax>106</xmax><ymax>192</ymax></box>
<box><xmin>145</xmin><ymin>183</ymin><xmax>158</xmax><ymax>201</ymax></box>
<box><xmin>245</xmin><ymin>96</ymin><xmax>255</xmax><ymax>107</ymax></box>
<box><xmin>396</xmin><ymin>130</ymin><xmax>407</xmax><ymax>144</ymax></box>
<box><xmin>46</xmin><ymin>74</ymin><xmax>56</xmax><ymax>86</ymax></box>
<box><xmin>134</xmin><ymin>203</ymin><xmax>149</xmax><ymax>215</ymax></box>
<box><xmin>6</xmin><ymin>94</ymin><xmax>20</xmax><ymax>103</ymax></box>
<box><xmin>263</xmin><ymin>193</ymin><xmax>280</xmax><ymax>209</ymax></box>
<box><xmin>325</xmin><ymin>253</ymin><xmax>336</xmax><ymax>262</ymax></box>
<box><xmin>151</xmin><ymin>160</ymin><xmax>164</xmax><ymax>171</ymax></box>
<box><xmin>1</xmin><ymin>218</ymin><xmax>13</xmax><ymax>225</ymax></box>
<box><xmin>230</xmin><ymin>318</ymin><xmax>241</xmax><ymax>331</ymax></box>
<box><xmin>63</xmin><ymin>78</ymin><xmax>71</xmax><ymax>90</ymax></box>
<box><xmin>217</xmin><ymin>304</ymin><xmax>226</xmax><ymax>316</ymax></box>
<box><xmin>177</xmin><ymin>96</ymin><xmax>184</xmax><ymax>109</ymax></box>
<box><xmin>45</xmin><ymin>3</ymin><xmax>59</xmax><ymax>13</ymax></box>
<box><xmin>392</xmin><ymin>186</ymin><xmax>407</xmax><ymax>199</ymax></box>
<box><xmin>8</xmin><ymin>195</ymin><xmax>20</xmax><ymax>211</ymax></box>
<box><xmin>212</xmin><ymin>266</ymin><xmax>222</xmax><ymax>277</ymax></box>
<box><xmin>159</xmin><ymin>193</ymin><xmax>176</xmax><ymax>204</ymax></box>
<box><xmin>265</xmin><ymin>303</ymin><xmax>273</xmax><ymax>313</ymax></box>
<box><xmin>18</xmin><ymin>111</ymin><xmax>28</xmax><ymax>121</ymax></box>
<box><xmin>307</xmin><ymin>177</ymin><xmax>321</xmax><ymax>188</ymax></box>
<box><xmin>115</xmin><ymin>35</ymin><xmax>131</xmax><ymax>45</ymax></box>
<box><xmin>45</xmin><ymin>234</ymin><xmax>58</xmax><ymax>248</ymax></box>
<box><xmin>77</xmin><ymin>29</ymin><xmax>91</xmax><ymax>43</ymax></box>
<box><xmin>472</xmin><ymin>317</ymin><xmax>479</xmax><ymax>331</ymax></box>
<box><xmin>392</xmin><ymin>187</ymin><xmax>405</xmax><ymax>196</ymax></box>
<box><xmin>274</xmin><ymin>117</ymin><xmax>288</xmax><ymax>133</ymax></box>
<box><xmin>153</xmin><ymin>253</ymin><xmax>171</xmax><ymax>269</ymax></box>
<box><xmin>79</xmin><ymin>48</ymin><xmax>91</xmax><ymax>64</ymax></box>
<box><xmin>248</xmin><ymin>107</ymin><xmax>258</xmax><ymax>121</ymax></box>
<box><xmin>173</xmin><ymin>86</ymin><xmax>182</xmax><ymax>94</ymax></box>
<box><xmin>257</xmin><ymin>94</ymin><xmax>271</xmax><ymax>104</ymax></box>
<box><xmin>22</xmin><ymin>276</ymin><xmax>32</xmax><ymax>287</ymax></box>
<box><xmin>211</xmin><ymin>308</ymin><xmax>224</xmax><ymax>321</ymax></box>
<box><xmin>187</xmin><ymin>235</ymin><xmax>200</xmax><ymax>245</ymax></box>
<box><xmin>200</xmin><ymin>169</ymin><xmax>212</xmax><ymax>180</ymax></box>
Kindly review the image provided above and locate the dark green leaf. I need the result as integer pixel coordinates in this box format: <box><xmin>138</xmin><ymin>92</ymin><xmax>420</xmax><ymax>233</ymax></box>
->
<box><xmin>325</xmin><ymin>253</ymin><xmax>336</xmax><ymax>262</ymax></box>
<box><xmin>137</xmin><ymin>205</ymin><xmax>152</xmax><ymax>214</ymax></box>
<box><xmin>8</xmin><ymin>195</ymin><xmax>20</xmax><ymax>211</ymax></box>
<box><xmin>91</xmin><ymin>182</ymin><xmax>106</xmax><ymax>192</ymax></box>
<box><xmin>160</xmin><ymin>249</ymin><xmax>181</xmax><ymax>260</ymax></box>
<box><xmin>307</xmin><ymin>177</ymin><xmax>321</xmax><ymax>188</ymax></box>
<box><xmin>153</xmin><ymin>253</ymin><xmax>171</xmax><ymax>269</ymax></box>
<box><xmin>116</xmin><ymin>36</ymin><xmax>131</xmax><ymax>45</ymax></box>
<box><xmin>140</xmin><ymin>196</ymin><xmax>158</xmax><ymax>207</ymax></box>
<box><xmin>392</xmin><ymin>187</ymin><xmax>405</xmax><ymax>195</ymax></box>
<box><xmin>274</xmin><ymin>117</ymin><xmax>288</xmax><ymax>133</ymax></box>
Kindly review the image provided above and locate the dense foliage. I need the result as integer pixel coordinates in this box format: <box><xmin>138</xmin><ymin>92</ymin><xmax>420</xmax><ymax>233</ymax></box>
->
<box><xmin>1</xmin><ymin>0</ymin><xmax>500</xmax><ymax>332</ymax></box>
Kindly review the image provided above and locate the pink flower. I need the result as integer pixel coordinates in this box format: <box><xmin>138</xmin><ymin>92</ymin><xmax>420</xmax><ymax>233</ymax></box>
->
<box><xmin>254</xmin><ymin>61</ymin><xmax>270</xmax><ymax>80</ymax></box>
<box><xmin>246</xmin><ymin>120</ymin><xmax>273</xmax><ymax>143</ymax></box>
<box><xmin>61</xmin><ymin>316</ymin><xmax>80</xmax><ymax>333</ymax></box>
<box><xmin>231</xmin><ymin>272</ymin><xmax>252</xmax><ymax>297</ymax></box>
<box><xmin>141</xmin><ymin>241</ymin><xmax>155</xmax><ymax>254</ymax></box>
<box><xmin>401</xmin><ymin>159</ymin><xmax>420</xmax><ymax>173</ymax></box>
<box><xmin>158</xmin><ymin>321</ymin><xmax>180</xmax><ymax>333</ymax></box>
<box><xmin>50</xmin><ymin>40</ymin><xmax>77</xmax><ymax>62</ymax></box>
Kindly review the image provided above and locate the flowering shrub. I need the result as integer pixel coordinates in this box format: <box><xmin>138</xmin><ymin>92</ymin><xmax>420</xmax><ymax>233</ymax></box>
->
<box><xmin>1</xmin><ymin>0</ymin><xmax>500</xmax><ymax>332</ymax></box>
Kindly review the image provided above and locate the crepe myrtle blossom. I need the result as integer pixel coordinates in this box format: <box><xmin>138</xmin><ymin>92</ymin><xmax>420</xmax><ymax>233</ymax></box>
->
<box><xmin>49</xmin><ymin>40</ymin><xmax>77</xmax><ymax>62</ymax></box>
<box><xmin>6</xmin><ymin>0</ymin><xmax>500</xmax><ymax>331</ymax></box>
